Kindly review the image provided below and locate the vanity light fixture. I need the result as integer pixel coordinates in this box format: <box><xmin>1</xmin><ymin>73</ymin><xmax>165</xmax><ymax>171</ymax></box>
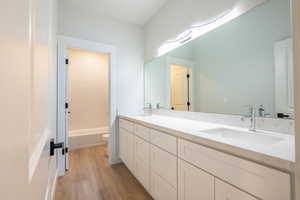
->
<box><xmin>157</xmin><ymin>0</ymin><xmax>267</xmax><ymax>57</ymax></box>
<box><xmin>157</xmin><ymin>9</ymin><xmax>233</xmax><ymax>57</ymax></box>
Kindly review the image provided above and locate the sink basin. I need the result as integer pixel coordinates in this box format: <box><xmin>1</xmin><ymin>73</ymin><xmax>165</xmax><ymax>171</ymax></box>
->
<box><xmin>201</xmin><ymin>128</ymin><xmax>284</xmax><ymax>146</ymax></box>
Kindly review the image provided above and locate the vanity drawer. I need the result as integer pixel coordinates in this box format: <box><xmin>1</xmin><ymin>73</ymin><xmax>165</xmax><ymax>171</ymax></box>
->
<box><xmin>215</xmin><ymin>179</ymin><xmax>258</xmax><ymax>200</ymax></box>
<box><xmin>178</xmin><ymin>139</ymin><xmax>291</xmax><ymax>200</ymax></box>
<box><xmin>119</xmin><ymin>119</ymin><xmax>134</xmax><ymax>133</ymax></box>
<box><xmin>135</xmin><ymin>124</ymin><xmax>150</xmax><ymax>141</ymax></box>
<box><xmin>150</xmin><ymin>129</ymin><xmax>177</xmax><ymax>155</ymax></box>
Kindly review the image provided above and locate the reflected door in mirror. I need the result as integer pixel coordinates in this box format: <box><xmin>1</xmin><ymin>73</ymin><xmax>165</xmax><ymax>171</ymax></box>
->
<box><xmin>171</xmin><ymin>64</ymin><xmax>191</xmax><ymax>111</ymax></box>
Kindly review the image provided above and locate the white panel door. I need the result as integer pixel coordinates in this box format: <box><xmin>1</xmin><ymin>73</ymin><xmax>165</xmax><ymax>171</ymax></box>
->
<box><xmin>215</xmin><ymin>179</ymin><xmax>258</xmax><ymax>200</ymax></box>
<box><xmin>178</xmin><ymin>159</ymin><xmax>214</xmax><ymax>200</ymax></box>
<box><xmin>171</xmin><ymin>64</ymin><xmax>190</xmax><ymax>111</ymax></box>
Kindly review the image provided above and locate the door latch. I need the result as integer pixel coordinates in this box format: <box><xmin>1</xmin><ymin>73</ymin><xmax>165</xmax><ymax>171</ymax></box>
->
<box><xmin>50</xmin><ymin>139</ymin><xmax>64</xmax><ymax>156</ymax></box>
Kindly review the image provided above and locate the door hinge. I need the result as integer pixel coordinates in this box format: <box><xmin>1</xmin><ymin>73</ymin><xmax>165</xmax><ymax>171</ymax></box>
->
<box><xmin>187</xmin><ymin>74</ymin><xmax>190</xmax><ymax>78</ymax></box>
<box><xmin>65</xmin><ymin>58</ymin><xmax>69</xmax><ymax>65</ymax></box>
<box><xmin>62</xmin><ymin>147</ymin><xmax>68</xmax><ymax>155</ymax></box>
<box><xmin>65</xmin><ymin>102</ymin><xmax>69</xmax><ymax>109</ymax></box>
<box><xmin>50</xmin><ymin>139</ymin><xmax>64</xmax><ymax>156</ymax></box>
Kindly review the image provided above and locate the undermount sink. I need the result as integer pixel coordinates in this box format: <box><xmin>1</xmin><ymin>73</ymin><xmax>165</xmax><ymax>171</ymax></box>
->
<box><xmin>201</xmin><ymin>128</ymin><xmax>284</xmax><ymax>146</ymax></box>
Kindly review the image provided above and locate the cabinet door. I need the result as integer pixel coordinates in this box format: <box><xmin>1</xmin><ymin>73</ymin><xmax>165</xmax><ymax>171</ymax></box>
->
<box><xmin>119</xmin><ymin>128</ymin><xmax>134</xmax><ymax>172</ymax></box>
<box><xmin>150</xmin><ymin>144</ymin><xmax>177</xmax><ymax>188</ymax></box>
<box><xmin>178</xmin><ymin>139</ymin><xmax>291</xmax><ymax>200</ymax></box>
<box><xmin>127</xmin><ymin>131</ymin><xmax>135</xmax><ymax>173</ymax></box>
<box><xmin>178</xmin><ymin>159</ymin><xmax>214</xmax><ymax>200</ymax></box>
<box><xmin>150</xmin><ymin>171</ymin><xmax>177</xmax><ymax>200</ymax></box>
<box><xmin>215</xmin><ymin>179</ymin><xmax>258</xmax><ymax>200</ymax></box>
<box><xmin>119</xmin><ymin>128</ymin><xmax>127</xmax><ymax>163</ymax></box>
<box><xmin>134</xmin><ymin>136</ymin><xmax>150</xmax><ymax>191</ymax></box>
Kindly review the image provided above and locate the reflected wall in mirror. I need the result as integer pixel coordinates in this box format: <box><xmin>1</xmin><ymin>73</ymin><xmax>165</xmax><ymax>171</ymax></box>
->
<box><xmin>144</xmin><ymin>0</ymin><xmax>293</xmax><ymax>119</ymax></box>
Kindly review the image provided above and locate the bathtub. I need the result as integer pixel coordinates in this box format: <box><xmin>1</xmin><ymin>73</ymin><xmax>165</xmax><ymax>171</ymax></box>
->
<box><xmin>68</xmin><ymin>127</ymin><xmax>109</xmax><ymax>150</ymax></box>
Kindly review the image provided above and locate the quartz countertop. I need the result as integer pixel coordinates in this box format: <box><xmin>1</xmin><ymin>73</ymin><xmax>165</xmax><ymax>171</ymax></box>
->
<box><xmin>119</xmin><ymin>114</ymin><xmax>295</xmax><ymax>172</ymax></box>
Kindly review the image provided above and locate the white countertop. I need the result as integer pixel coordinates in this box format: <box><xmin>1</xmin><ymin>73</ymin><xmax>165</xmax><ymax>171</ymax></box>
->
<box><xmin>120</xmin><ymin>114</ymin><xmax>295</xmax><ymax>172</ymax></box>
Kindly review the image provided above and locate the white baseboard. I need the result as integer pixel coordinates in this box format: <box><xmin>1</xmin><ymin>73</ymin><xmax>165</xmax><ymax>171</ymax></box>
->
<box><xmin>69</xmin><ymin>127</ymin><xmax>109</xmax><ymax>150</ymax></box>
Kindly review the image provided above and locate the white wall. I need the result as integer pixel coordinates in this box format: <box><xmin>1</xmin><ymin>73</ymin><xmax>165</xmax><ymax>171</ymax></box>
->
<box><xmin>58</xmin><ymin>1</ymin><xmax>144</xmax><ymax>115</ymax></box>
<box><xmin>68</xmin><ymin>48</ymin><xmax>109</xmax><ymax>131</ymax></box>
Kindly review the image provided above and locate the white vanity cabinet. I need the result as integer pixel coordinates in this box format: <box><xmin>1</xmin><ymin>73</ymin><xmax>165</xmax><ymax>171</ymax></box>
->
<box><xmin>178</xmin><ymin>139</ymin><xmax>291</xmax><ymax>200</ymax></box>
<box><xmin>150</xmin><ymin>145</ymin><xmax>177</xmax><ymax>199</ymax></box>
<box><xmin>150</xmin><ymin>129</ymin><xmax>177</xmax><ymax>155</ymax></box>
<box><xmin>119</xmin><ymin>126</ymin><xmax>135</xmax><ymax>173</ymax></box>
<box><xmin>118</xmin><ymin>118</ymin><xmax>291</xmax><ymax>200</ymax></box>
<box><xmin>215</xmin><ymin>179</ymin><xmax>258</xmax><ymax>200</ymax></box>
<box><xmin>150</xmin><ymin>171</ymin><xmax>177</xmax><ymax>200</ymax></box>
<box><xmin>120</xmin><ymin>119</ymin><xmax>178</xmax><ymax>199</ymax></box>
<box><xmin>178</xmin><ymin>159</ymin><xmax>214</xmax><ymax>200</ymax></box>
<box><xmin>134</xmin><ymin>135</ymin><xmax>150</xmax><ymax>192</ymax></box>
<box><xmin>149</xmin><ymin>129</ymin><xmax>178</xmax><ymax>199</ymax></box>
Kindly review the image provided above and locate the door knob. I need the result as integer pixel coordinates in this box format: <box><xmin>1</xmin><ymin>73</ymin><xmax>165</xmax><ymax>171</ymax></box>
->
<box><xmin>50</xmin><ymin>139</ymin><xmax>64</xmax><ymax>156</ymax></box>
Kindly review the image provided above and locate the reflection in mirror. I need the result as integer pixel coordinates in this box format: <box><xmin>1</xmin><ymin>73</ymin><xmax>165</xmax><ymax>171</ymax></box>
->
<box><xmin>144</xmin><ymin>0</ymin><xmax>293</xmax><ymax>119</ymax></box>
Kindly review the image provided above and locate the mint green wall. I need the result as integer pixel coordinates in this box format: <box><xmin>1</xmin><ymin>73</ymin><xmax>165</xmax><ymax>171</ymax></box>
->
<box><xmin>144</xmin><ymin>0</ymin><xmax>291</xmax><ymax>116</ymax></box>
<box><xmin>145</xmin><ymin>43</ymin><xmax>194</xmax><ymax>108</ymax></box>
<box><xmin>144</xmin><ymin>56</ymin><xmax>167</xmax><ymax>107</ymax></box>
<box><xmin>193</xmin><ymin>0</ymin><xmax>291</xmax><ymax>115</ymax></box>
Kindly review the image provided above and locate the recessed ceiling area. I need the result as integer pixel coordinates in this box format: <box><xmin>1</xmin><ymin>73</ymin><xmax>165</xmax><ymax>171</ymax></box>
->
<box><xmin>61</xmin><ymin>0</ymin><xmax>170</xmax><ymax>25</ymax></box>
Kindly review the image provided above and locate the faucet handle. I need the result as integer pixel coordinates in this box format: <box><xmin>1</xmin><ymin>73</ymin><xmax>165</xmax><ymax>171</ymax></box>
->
<box><xmin>156</xmin><ymin>103</ymin><xmax>160</xmax><ymax>109</ymax></box>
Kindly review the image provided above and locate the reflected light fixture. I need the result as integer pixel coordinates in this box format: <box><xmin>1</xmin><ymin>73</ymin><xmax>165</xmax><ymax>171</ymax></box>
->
<box><xmin>157</xmin><ymin>5</ymin><xmax>245</xmax><ymax>57</ymax></box>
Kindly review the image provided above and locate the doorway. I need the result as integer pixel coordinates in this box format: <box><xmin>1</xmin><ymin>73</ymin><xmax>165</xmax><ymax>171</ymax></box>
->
<box><xmin>57</xmin><ymin>36</ymin><xmax>117</xmax><ymax>176</ymax></box>
<box><xmin>170</xmin><ymin>64</ymin><xmax>192</xmax><ymax>111</ymax></box>
<box><xmin>67</xmin><ymin>48</ymin><xmax>109</xmax><ymax>151</ymax></box>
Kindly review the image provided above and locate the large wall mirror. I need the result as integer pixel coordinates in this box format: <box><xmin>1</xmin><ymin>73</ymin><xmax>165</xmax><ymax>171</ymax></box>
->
<box><xmin>144</xmin><ymin>0</ymin><xmax>293</xmax><ymax>119</ymax></box>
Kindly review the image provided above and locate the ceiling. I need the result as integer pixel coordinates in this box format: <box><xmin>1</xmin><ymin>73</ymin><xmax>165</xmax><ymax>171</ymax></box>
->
<box><xmin>63</xmin><ymin>0</ymin><xmax>170</xmax><ymax>25</ymax></box>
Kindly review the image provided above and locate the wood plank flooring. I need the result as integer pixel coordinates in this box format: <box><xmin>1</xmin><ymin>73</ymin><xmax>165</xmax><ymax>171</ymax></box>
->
<box><xmin>55</xmin><ymin>145</ymin><xmax>153</xmax><ymax>200</ymax></box>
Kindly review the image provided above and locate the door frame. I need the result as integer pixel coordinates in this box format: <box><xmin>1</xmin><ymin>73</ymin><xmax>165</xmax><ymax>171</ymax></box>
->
<box><xmin>166</xmin><ymin>56</ymin><xmax>195</xmax><ymax>111</ymax></box>
<box><xmin>57</xmin><ymin>36</ymin><xmax>118</xmax><ymax>176</ymax></box>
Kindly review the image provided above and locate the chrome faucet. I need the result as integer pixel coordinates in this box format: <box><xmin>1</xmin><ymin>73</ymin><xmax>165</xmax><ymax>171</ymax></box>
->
<box><xmin>242</xmin><ymin>105</ymin><xmax>256</xmax><ymax>132</ymax></box>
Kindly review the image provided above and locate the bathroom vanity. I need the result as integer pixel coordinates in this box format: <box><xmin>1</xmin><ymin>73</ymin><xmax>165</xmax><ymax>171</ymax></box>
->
<box><xmin>127</xmin><ymin>0</ymin><xmax>295</xmax><ymax>199</ymax></box>
<box><xmin>118</xmin><ymin>115</ymin><xmax>294</xmax><ymax>200</ymax></box>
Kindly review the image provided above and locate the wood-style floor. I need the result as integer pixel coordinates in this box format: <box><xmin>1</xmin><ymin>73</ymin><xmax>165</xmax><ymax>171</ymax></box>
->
<box><xmin>55</xmin><ymin>145</ymin><xmax>153</xmax><ymax>200</ymax></box>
